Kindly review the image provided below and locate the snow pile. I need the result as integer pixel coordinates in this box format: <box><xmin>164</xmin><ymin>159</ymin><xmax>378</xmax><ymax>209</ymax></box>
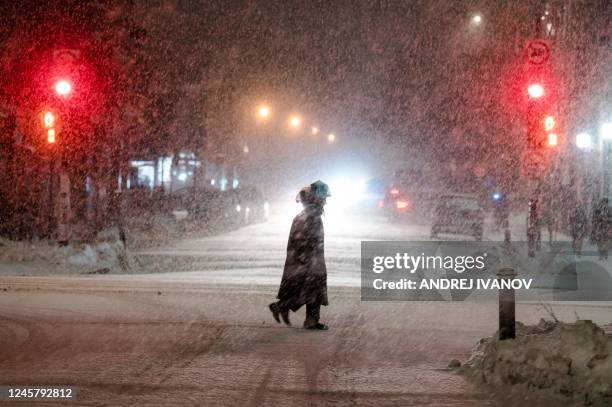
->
<box><xmin>0</xmin><ymin>228</ymin><xmax>130</xmax><ymax>274</ymax></box>
<box><xmin>462</xmin><ymin>319</ymin><xmax>612</xmax><ymax>406</ymax></box>
<box><xmin>123</xmin><ymin>212</ymin><xmax>183</xmax><ymax>249</ymax></box>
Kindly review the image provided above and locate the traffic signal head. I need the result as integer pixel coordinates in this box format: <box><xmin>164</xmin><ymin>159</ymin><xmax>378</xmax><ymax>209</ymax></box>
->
<box><xmin>47</xmin><ymin>128</ymin><xmax>56</xmax><ymax>143</ymax></box>
<box><xmin>43</xmin><ymin>111</ymin><xmax>55</xmax><ymax>128</ymax></box>
<box><xmin>544</xmin><ymin>116</ymin><xmax>555</xmax><ymax>131</ymax></box>
<box><xmin>528</xmin><ymin>83</ymin><xmax>544</xmax><ymax>98</ymax></box>
<box><xmin>55</xmin><ymin>80</ymin><xmax>72</xmax><ymax>96</ymax></box>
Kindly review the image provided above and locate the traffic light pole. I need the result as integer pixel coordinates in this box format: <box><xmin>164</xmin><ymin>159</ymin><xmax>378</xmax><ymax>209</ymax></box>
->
<box><xmin>46</xmin><ymin>147</ymin><xmax>56</xmax><ymax>239</ymax></box>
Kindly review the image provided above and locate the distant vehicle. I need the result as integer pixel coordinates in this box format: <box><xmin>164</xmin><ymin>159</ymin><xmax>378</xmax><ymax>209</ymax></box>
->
<box><xmin>381</xmin><ymin>185</ymin><xmax>413</xmax><ymax>219</ymax></box>
<box><xmin>430</xmin><ymin>193</ymin><xmax>484</xmax><ymax>240</ymax></box>
<box><xmin>236</xmin><ymin>186</ymin><xmax>269</xmax><ymax>224</ymax></box>
<box><xmin>361</xmin><ymin>178</ymin><xmax>387</xmax><ymax>212</ymax></box>
<box><xmin>171</xmin><ymin>187</ymin><xmax>237</xmax><ymax>226</ymax></box>
<box><xmin>381</xmin><ymin>169</ymin><xmax>437</xmax><ymax>221</ymax></box>
<box><xmin>224</xmin><ymin>189</ymin><xmax>245</xmax><ymax>227</ymax></box>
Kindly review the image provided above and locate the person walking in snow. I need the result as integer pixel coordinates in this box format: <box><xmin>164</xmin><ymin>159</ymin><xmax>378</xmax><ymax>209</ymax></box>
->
<box><xmin>527</xmin><ymin>198</ymin><xmax>541</xmax><ymax>257</ymax></box>
<box><xmin>269</xmin><ymin>180</ymin><xmax>331</xmax><ymax>330</ymax></box>
<box><xmin>570</xmin><ymin>205</ymin><xmax>588</xmax><ymax>256</ymax></box>
<box><xmin>592</xmin><ymin>198</ymin><xmax>610</xmax><ymax>260</ymax></box>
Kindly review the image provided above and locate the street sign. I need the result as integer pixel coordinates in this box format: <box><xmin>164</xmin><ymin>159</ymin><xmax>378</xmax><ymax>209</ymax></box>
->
<box><xmin>521</xmin><ymin>150</ymin><xmax>548</xmax><ymax>179</ymax></box>
<box><xmin>525</xmin><ymin>40</ymin><xmax>551</xmax><ymax>66</ymax></box>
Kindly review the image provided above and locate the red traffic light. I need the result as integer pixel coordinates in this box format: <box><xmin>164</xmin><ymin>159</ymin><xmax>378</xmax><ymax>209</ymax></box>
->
<box><xmin>55</xmin><ymin>80</ymin><xmax>72</xmax><ymax>96</ymax></box>
<box><xmin>528</xmin><ymin>83</ymin><xmax>544</xmax><ymax>98</ymax></box>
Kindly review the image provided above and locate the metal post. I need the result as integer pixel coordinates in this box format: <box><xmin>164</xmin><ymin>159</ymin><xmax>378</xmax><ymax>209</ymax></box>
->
<box><xmin>497</xmin><ymin>267</ymin><xmax>517</xmax><ymax>340</ymax></box>
<box><xmin>603</xmin><ymin>141</ymin><xmax>610</xmax><ymax>199</ymax></box>
<box><xmin>47</xmin><ymin>150</ymin><xmax>55</xmax><ymax>239</ymax></box>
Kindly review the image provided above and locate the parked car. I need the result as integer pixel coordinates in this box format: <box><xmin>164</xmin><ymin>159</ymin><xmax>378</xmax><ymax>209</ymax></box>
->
<box><xmin>171</xmin><ymin>187</ymin><xmax>237</xmax><ymax>226</ymax></box>
<box><xmin>236</xmin><ymin>186</ymin><xmax>269</xmax><ymax>224</ymax></box>
<box><xmin>430</xmin><ymin>193</ymin><xmax>484</xmax><ymax>240</ymax></box>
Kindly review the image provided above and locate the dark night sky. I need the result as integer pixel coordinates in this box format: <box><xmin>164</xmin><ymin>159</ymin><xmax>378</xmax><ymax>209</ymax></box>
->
<box><xmin>1</xmin><ymin>0</ymin><xmax>609</xmax><ymax>189</ymax></box>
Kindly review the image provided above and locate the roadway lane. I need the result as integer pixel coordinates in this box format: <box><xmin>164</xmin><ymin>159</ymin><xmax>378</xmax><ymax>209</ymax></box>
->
<box><xmin>134</xmin><ymin>212</ymin><xmax>434</xmax><ymax>286</ymax></box>
<box><xmin>1</xmin><ymin>211</ymin><xmax>610</xmax><ymax>406</ymax></box>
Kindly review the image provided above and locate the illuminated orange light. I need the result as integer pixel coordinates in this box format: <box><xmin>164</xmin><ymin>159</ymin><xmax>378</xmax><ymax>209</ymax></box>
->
<box><xmin>47</xmin><ymin>128</ymin><xmax>56</xmax><ymax>143</ymax></box>
<box><xmin>544</xmin><ymin>116</ymin><xmax>555</xmax><ymax>131</ymax></box>
<box><xmin>396</xmin><ymin>200</ymin><xmax>409</xmax><ymax>209</ymax></box>
<box><xmin>258</xmin><ymin>105</ymin><xmax>270</xmax><ymax>118</ymax></box>
<box><xmin>43</xmin><ymin>112</ymin><xmax>55</xmax><ymax>128</ymax></box>
<box><xmin>289</xmin><ymin>115</ymin><xmax>301</xmax><ymax>128</ymax></box>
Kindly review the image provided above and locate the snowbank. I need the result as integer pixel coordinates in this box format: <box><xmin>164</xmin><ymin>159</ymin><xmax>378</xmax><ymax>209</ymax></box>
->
<box><xmin>123</xmin><ymin>212</ymin><xmax>183</xmax><ymax>249</ymax></box>
<box><xmin>0</xmin><ymin>227</ymin><xmax>131</xmax><ymax>274</ymax></box>
<box><xmin>461</xmin><ymin>319</ymin><xmax>612</xmax><ymax>406</ymax></box>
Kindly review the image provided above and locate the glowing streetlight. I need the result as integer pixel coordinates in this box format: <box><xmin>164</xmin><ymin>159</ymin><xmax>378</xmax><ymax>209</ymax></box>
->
<box><xmin>327</xmin><ymin>133</ymin><xmax>336</xmax><ymax>143</ymax></box>
<box><xmin>257</xmin><ymin>105</ymin><xmax>270</xmax><ymax>119</ymax></box>
<box><xmin>471</xmin><ymin>14</ymin><xmax>482</xmax><ymax>25</ymax></box>
<box><xmin>576</xmin><ymin>132</ymin><xmax>592</xmax><ymax>149</ymax></box>
<box><xmin>289</xmin><ymin>115</ymin><xmax>301</xmax><ymax>128</ymax></box>
<box><xmin>55</xmin><ymin>80</ymin><xmax>72</xmax><ymax>96</ymax></box>
<box><xmin>601</xmin><ymin>122</ymin><xmax>612</xmax><ymax>140</ymax></box>
<box><xmin>311</xmin><ymin>126</ymin><xmax>319</xmax><ymax>135</ymax></box>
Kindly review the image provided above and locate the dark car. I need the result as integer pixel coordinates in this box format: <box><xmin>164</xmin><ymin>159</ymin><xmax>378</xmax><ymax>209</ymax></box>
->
<box><xmin>382</xmin><ymin>169</ymin><xmax>438</xmax><ymax>221</ymax></box>
<box><xmin>172</xmin><ymin>187</ymin><xmax>237</xmax><ymax>226</ymax></box>
<box><xmin>382</xmin><ymin>185</ymin><xmax>414</xmax><ymax>220</ymax></box>
<box><xmin>236</xmin><ymin>186</ymin><xmax>269</xmax><ymax>224</ymax></box>
<box><xmin>430</xmin><ymin>193</ymin><xmax>484</xmax><ymax>240</ymax></box>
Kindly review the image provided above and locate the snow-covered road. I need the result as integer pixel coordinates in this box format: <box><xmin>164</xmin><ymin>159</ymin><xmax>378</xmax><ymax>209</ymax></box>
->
<box><xmin>133</xmin><ymin>212</ymin><xmax>447</xmax><ymax>286</ymax></box>
<box><xmin>1</xmin><ymin>212</ymin><xmax>611</xmax><ymax>406</ymax></box>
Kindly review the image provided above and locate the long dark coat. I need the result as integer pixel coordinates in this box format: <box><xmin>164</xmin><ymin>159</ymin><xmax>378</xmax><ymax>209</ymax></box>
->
<box><xmin>277</xmin><ymin>204</ymin><xmax>328</xmax><ymax>311</ymax></box>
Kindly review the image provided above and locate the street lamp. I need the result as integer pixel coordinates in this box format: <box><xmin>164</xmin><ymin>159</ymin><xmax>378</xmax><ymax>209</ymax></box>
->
<box><xmin>327</xmin><ymin>133</ymin><xmax>336</xmax><ymax>143</ymax></box>
<box><xmin>311</xmin><ymin>126</ymin><xmax>319</xmax><ymax>135</ymax></box>
<box><xmin>289</xmin><ymin>115</ymin><xmax>301</xmax><ymax>128</ymax></box>
<box><xmin>601</xmin><ymin>122</ymin><xmax>612</xmax><ymax>140</ymax></box>
<box><xmin>55</xmin><ymin>80</ymin><xmax>72</xmax><ymax>96</ymax></box>
<box><xmin>257</xmin><ymin>105</ymin><xmax>270</xmax><ymax>119</ymax></box>
<box><xmin>576</xmin><ymin>132</ymin><xmax>592</xmax><ymax>149</ymax></box>
<box><xmin>471</xmin><ymin>14</ymin><xmax>482</xmax><ymax>25</ymax></box>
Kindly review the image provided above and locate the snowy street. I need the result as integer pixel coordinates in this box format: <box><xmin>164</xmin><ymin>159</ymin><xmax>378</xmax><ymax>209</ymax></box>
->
<box><xmin>2</xmin><ymin>2</ymin><xmax>611</xmax><ymax>404</ymax></box>
<box><xmin>1</xmin><ymin>212</ymin><xmax>611</xmax><ymax>405</ymax></box>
